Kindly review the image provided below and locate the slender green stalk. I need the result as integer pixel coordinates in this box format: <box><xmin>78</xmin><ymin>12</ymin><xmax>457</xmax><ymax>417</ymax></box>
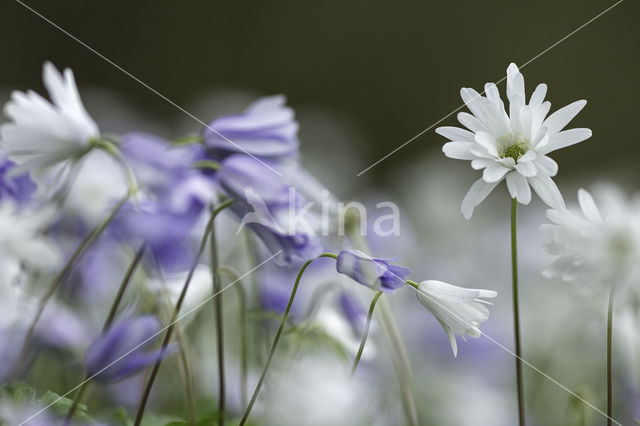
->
<box><xmin>134</xmin><ymin>199</ymin><xmax>233</xmax><ymax>426</ymax></box>
<box><xmin>103</xmin><ymin>245</ymin><xmax>145</xmax><ymax>331</ymax></box>
<box><xmin>351</xmin><ymin>291</ymin><xmax>383</xmax><ymax>375</ymax></box>
<box><xmin>209</xmin><ymin>209</ymin><xmax>225</xmax><ymax>426</ymax></box>
<box><xmin>173</xmin><ymin>321</ymin><xmax>197</xmax><ymax>426</ymax></box>
<box><xmin>66</xmin><ymin>245</ymin><xmax>145</xmax><ymax>423</ymax></box>
<box><xmin>511</xmin><ymin>198</ymin><xmax>525</xmax><ymax>426</ymax></box>
<box><xmin>219</xmin><ymin>266</ymin><xmax>249</xmax><ymax>409</ymax></box>
<box><xmin>10</xmin><ymin>195</ymin><xmax>129</xmax><ymax>381</ymax></box>
<box><xmin>607</xmin><ymin>284</ymin><xmax>616</xmax><ymax>426</ymax></box>
<box><xmin>347</xmin><ymin>226</ymin><xmax>419</xmax><ymax>426</ymax></box>
<box><xmin>238</xmin><ymin>253</ymin><xmax>337</xmax><ymax>426</ymax></box>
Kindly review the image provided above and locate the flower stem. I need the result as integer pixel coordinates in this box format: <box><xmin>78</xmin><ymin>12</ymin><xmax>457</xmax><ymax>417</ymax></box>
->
<box><xmin>65</xmin><ymin>245</ymin><xmax>145</xmax><ymax>423</ymax></box>
<box><xmin>10</xmin><ymin>195</ymin><xmax>129</xmax><ymax>381</ymax></box>
<box><xmin>218</xmin><ymin>266</ymin><xmax>249</xmax><ymax>410</ymax></box>
<box><xmin>347</xmin><ymin>227</ymin><xmax>419</xmax><ymax>426</ymax></box>
<box><xmin>511</xmin><ymin>198</ymin><xmax>525</xmax><ymax>426</ymax></box>
<box><xmin>133</xmin><ymin>199</ymin><xmax>233</xmax><ymax>426</ymax></box>
<box><xmin>238</xmin><ymin>253</ymin><xmax>337</xmax><ymax>426</ymax></box>
<box><xmin>351</xmin><ymin>291</ymin><xmax>383</xmax><ymax>376</ymax></box>
<box><xmin>209</xmin><ymin>208</ymin><xmax>225</xmax><ymax>426</ymax></box>
<box><xmin>607</xmin><ymin>284</ymin><xmax>616</xmax><ymax>426</ymax></box>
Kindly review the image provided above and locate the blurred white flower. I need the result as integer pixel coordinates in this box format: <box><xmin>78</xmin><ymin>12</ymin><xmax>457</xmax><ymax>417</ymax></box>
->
<box><xmin>258</xmin><ymin>356</ymin><xmax>373</xmax><ymax>425</ymax></box>
<box><xmin>415</xmin><ymin>280</ymin><xmax>497</xmax><ymax>356</ymax></box>
<box><xmin>1</xmin><ymin>62</ymin><xmax>99</xmax><ymax>174</ymax></box>
<box><xmin>63</xmin><ymin>149</ymin><xmax>128</xmax><ymax>225</ymax></box>
<box><xmin>437</xmin><ymin>63</ymin><xmax>591</xmax><ymax>219</ymax></box>
<box><xmin>542</xmin><ymin>187</ymin><xmax>640</xmax><ymax>285</ymax></box>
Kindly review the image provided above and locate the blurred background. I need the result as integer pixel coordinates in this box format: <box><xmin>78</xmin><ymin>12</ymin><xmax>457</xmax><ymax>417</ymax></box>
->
<box><xmin>1</xmin><ymin>0</ymin><xmax>639</xmax><ymax>425</ymax></box>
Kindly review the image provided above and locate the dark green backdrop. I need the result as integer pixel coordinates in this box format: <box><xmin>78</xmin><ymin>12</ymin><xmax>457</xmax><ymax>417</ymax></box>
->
<box><xmin>1</xmin><ymin>0</ymin><xmax>637</xmax><ymax>185</ymax></box>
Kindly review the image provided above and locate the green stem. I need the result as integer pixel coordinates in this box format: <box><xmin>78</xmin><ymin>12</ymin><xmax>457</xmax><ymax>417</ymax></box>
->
<box><xmin>174</xmin><ymin>320</ymin><xmax>197</xmax><ymax>426</ymax></box>
<box><xmin>219</xmin><ymin>266</ymin><xmax>249</xmax><ymax>409</ymax></box>
<box><xmin>347</xmin><ymin>227</ymin><xmax>419</xmax><ymax>426</ymax></box>
<box><xmin>351</xmin><ymin>291</ymin><xmax>383</xmax><ymax>376</ymax></box>
<box><xmin>209</xmin><ymin>207</ymin><xmax>225</xmax><ymax>426</ymax></box>
<box><xmin>66</xmin><ymin>245</ymin><xmax>145</xmax><ymax>423</ymax></box>
<box><xmin>10</xmin><ymin>195</ymin><xmax>129</xmax><ymax>381</ymax></box>
<box><xmin>103</xmin><ymin>245</ymin><xmax>145</xmax><ymax>331</ymax></box>
<box><xmin>133</xmin><ymin>199</ymin><xmax>233</xmax><ymax>426</ymax></box>
<box><xmin>511</xmin><ymin>198</ymin><xmax>526</xmax><ymax>426</ymax></box>
<box><xmin>607</xmin><ymin>284</ymin><xmax>616</xmax><ymax>426</ymax></box>
<box><xmin>238</xmin><ymin>253</ymin><xmax>337</xmax><ymax>426</ymax></box>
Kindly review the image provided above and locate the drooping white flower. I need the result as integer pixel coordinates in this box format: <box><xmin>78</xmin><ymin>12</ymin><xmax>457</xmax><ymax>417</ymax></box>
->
<box><xmin>437</xmin><ymin>63</ymin><xmax>592</xmax><ymax>219</ymax></box>
<box><xmin>542</xmin><ymin>187</ymin><xmax>640</xmax><ymax>285</ymax></box>
<box><xmin>415</xmin><ymin>280</ymin><xmax>497</xmax><ymax>356</ymax></box>
<box><xmin>0</xmin><ymin>62</ymin><xmax>99</xmax><ymax>174</ymax></box>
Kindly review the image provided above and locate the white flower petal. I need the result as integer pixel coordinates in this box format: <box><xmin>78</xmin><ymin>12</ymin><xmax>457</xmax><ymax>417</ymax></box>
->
<box><xmin>506</xmin><ymin>63</ymin><xmax>525</xmax><ymax>105</ymax></box>
<box><xmin>540</xmin><ymin>128</ymin><xmax>592</xmax><ymax>154</ymax></box>
<box><xmin>457</xmin><ymin>112</ymin><xmax>487</xmax><ymax>133</ymax></box>
<box><xmin>534</xmin><ymin>155</ymin><xmax>558</xmax><ymax>176</ymax></box>
<box><xmin>461</xmin><ymin>178</ymin><xmax>499</xmax><ymax>219</ymax></box>
<box><xmin>529</xmin><ymin>175</ymin><xmax>565</xmax><ymax>209</ymax></box>
<box><xmin>483</xmin><ymin>163</ymin><xmax>510</xmax><ymax>182</ymax></box>
<box><xmin>435</xmin><ymin>126</ymin><xmax>475</xmax><ymax>142</ymax></box>
<box><xmin>529</xmin><ymin>83</ymin><xmax>547</xmax><ymax>110</ymax></box>
<box><xmin>506</xmin><ymin>172</ymin><xmax>531</xmax><ymax>204</ymax></box>
<box><xmin>578</xmin><ymin>188</ymin><xmax>603</xmax><ymax>223</ymax></box>
<box><xmin>471</xmin><ymin>158</ymin><xmax>493</xmax><ymax>170</ymax></box>
<box><xmin>514</xmin><ymin>161</ymin><xmax>537</xmax><ymax>177</ymax></box>
<box><xmin>543</xmin><ymin>100</ymin><xmax>587</xmax><ymax>134</ymax></box>
<box><xmin>442</xmin><ymin>142</ymin><xmax>475</xmax><ymax>160</ymax></box>
<box><xmin>474</xmin><ymin>131</ymin><xmax>499</xmax><ymax>157</ymax></box>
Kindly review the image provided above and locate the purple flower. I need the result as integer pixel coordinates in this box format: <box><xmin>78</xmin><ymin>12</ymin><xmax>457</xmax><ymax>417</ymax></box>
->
<box><xmin>85</xmin><ymin>316</ymin><xmax>176</xmax><ymax>383</ymax></box>
<box><xmin>120</xmin><ymin>132</ymin><xmax>205</xmax><ymax>196</ymax></box>
<box><xmin>204</xmin><ymin>95</ymin><xmax>299</xmax><ymax>160</ymax></box>
<box><xmin>336</xmin><ymin>249</ymin><xmax>410</xmax><ymax>292</ymax></box>
<box><xmin>217</xmin><ymin>154</ymin><xmax>323</xmax><ymax>265</ymax></box>
<box><xmin>0</xmin><ymin>155</ymin><xmax>36</xmax><ymax>205</ymax></box>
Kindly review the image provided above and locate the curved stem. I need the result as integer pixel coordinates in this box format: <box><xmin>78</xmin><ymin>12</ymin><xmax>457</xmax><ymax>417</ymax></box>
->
<box><xmin>239</xmin><ymin>253</ymin><xmax>337</xmax><ymax>426</ymax></box>
<box><xmin>218</xmin><ymin>266</ymin><xmax>248</xmax><ymax>409</ymax></box>
<box><xmin>10</xmin><ymin>195</ymin><xmax>129</xmax><ymax>381</ymax></box>
<box><xmin>351</xmin><ymin>291</ymin><xmax>383</xmax><ymax>376</ymax></box>
<box><xmin>65</xmin><ymin>245</ymin><xmax>145</xmax><ymax>423</ymax></box>
<box><xmin>607</xmin><ymin>284</ymin><xmax>616</xmax><ymax>426</ymax></box>
<box><xmin>511</xmin><ymin>198</ymin><xmax>525</xmax><ymax>426</ymax></box>
<box><xmin>347</xmin><ymin>227</ymin><xmax>419</xmax><ymax>426</ymax></box>
<box><xmin>133</xmin><ymin>199</ymin><xmax>233</xmax><ymax>426</ymax></box>
<box><xmin>209</xmin><ymin>208</ymin><xmax>225</xmax><ymax>426</ymax></box>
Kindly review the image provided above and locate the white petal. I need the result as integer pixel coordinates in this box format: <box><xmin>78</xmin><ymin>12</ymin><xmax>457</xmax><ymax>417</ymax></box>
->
<box><xmin>506</xmin><ymin>63</ymin><xmax>525</xmax><ymax>105</ymax></box>
<box><xmin>529</xmin><ymin>175</ymin><xmax>565</xmax><ymax>209</ymax></box>
<box><xmin>577</xmin><ymin>188</ymin><xmax>603</xmax><ymax>223</ymax></box>
<box><xmin>506</xmin><ymin>172</ymin><xmax>531</xmax><ymax>204</ymax></box>
<box><xmin>529</xmin><ymin>83</ymin><xmax>547</xmax><ymax>110</ymax></box>
<box><xmin>471</xmin><ymin>158</ymin><xmax>493</xmax><ymax>170</ymax></box>
<box><xmin>442</xmin><ymin>142</ymin><xmax>475</xmax><ymax>160</ymax></box>
<box><xmin>436</xmin><ymin>126</ymin><xmax>475</xmax><ymax>142</ymax></box>
<box><xmin>460</xmin><ymin>88</ymin><xmax>487</xmax><ymax>121</ymax></box>
<box><xmin>461</xmin><ymin>178</ymin><xmax>499</xmax><ymax>219</ymax></box>
<box><xmin>484</xmin><ymin>83</ymin><xmax>504</xmax><ymax>110</ymax></box>
<box><xmin>540</xmin><ymin>128</ymin><xmax>592</xmax><ymax>154</ymax></box>
<box><xmin>543</xmin><ymin>100</ymin><xmax>587</xmax><ymax>133</ymax></box>
<box><xmin>483</xmin><ymin>163</ymin><xmax>510</xmax><ymax>182</ymax></box>
<box><xmin>474</xmin><ymin>132</ymin><xmax>499</xmax><ymax>157</ymax></box>
<box><xmin>518</xmin><ymin>150</ymin><xmax>537</xmax><ymax>162</ymax></box>
<box><xmin>534</xmin><ymin>155</ymin><xmax>559</xmax><ymax>176</ymax></box>
<box><xmin>514</xmin><ymin>161</ymin><xmax>537</xmax><ymax>177</ymax></box>
<box><xmin>457</xmin><ymin>112</ymin><xmax>487</xmax><ymax>133</ymax></box>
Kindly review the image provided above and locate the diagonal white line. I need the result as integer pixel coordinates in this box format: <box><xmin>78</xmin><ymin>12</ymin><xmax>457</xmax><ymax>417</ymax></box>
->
<box><xmin>17</xmin><ymin>251</ymin><xmax>281</xmax><ymax>426</ymax></box>
<box><xmin>353</xmin><ymin>250</ymin><xmax>621</xmax><ymax>424</ymax></box>
<box><xmin>355</xmin><ymin>0</ymin><xmax>624</xmax><ymax>176</ymax></box>
<box><xmin>13</xmin><ymin>0</ymin><xmax>283</xmax><ymax>177</ymax></box>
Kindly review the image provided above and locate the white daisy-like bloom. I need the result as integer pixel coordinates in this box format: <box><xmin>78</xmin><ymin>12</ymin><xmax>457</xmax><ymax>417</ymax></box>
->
<box><xmin>437</xmin><ymin>63</ymin><xmax>592</xmax><ymax>219</ymax></box>
<box><xmin>0</xmin><ymin>62</ymin><xmax>99</xmax><ymax>174</ymax></box>
<box><xmin>415</xmin><ymin>280</ymin><xmax>497</xmax><ymax>356</ymax></box>
<box><xmin>541</xmin><ymin>187</ymin><xmax>640</xmax><ymax>285</ymax></box>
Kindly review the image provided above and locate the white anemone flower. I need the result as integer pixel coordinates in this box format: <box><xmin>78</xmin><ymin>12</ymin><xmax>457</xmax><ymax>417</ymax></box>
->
<box><xmin>542</xmin><ymin>187</ymin><xmax>640</xmax><ymax>285</ymax></box>
<box><xmin>1</xmin><ymin>62</ymin><xmax>99</xmax><ymax>174</ymax></box>
<box><xmin>415</xmin><ymin>280</ymin><xmax>497</xmax><ymax>356</ymax></box>
<box><xmin>437</xmin><ymin>63</ymin><xmax>592</xmax><ymax>219</ymax></box>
